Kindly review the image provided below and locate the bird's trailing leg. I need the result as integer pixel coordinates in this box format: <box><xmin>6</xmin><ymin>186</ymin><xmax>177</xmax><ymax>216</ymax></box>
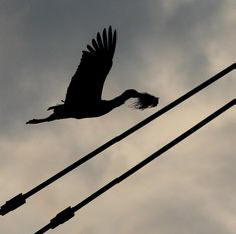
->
<box><xmin>26</xmin><ymin>113</ymin><xmax>58</xmax><ymax>124</ymax></box>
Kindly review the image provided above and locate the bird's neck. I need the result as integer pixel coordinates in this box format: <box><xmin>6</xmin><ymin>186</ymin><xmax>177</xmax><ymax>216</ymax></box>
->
<box><xmin>109</xmin><ymin>89</ymin><xmax>140</xmax><ymax>109</ymax></box>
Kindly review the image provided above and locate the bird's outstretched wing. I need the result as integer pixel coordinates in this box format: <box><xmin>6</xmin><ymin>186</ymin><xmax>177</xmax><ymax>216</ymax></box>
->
<box><xmin>65</xmin><ymin>26</ymin><xmax>117</xmax><ymax>106</ymax></box>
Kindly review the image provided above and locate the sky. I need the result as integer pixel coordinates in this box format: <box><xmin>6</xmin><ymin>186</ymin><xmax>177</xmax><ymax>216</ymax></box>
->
<box><xmin>0</xmin><ymin>0</ymin><xmax>235</xmax><ymax>233</ymax></box>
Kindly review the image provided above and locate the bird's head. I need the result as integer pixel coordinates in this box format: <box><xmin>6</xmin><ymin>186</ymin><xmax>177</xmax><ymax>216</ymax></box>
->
<box><xmin>121</xmin><ymin>89</ymin><xmax>159</xmax><ymax>110</ymax></box>
<box><xmin>131</xmin><ymin>92</ymin><xmax>159</xmax><ymax>110</ymax></box>
<box><xmin>123</xmin><ymin>89</ymin><xmax>139</xmax><ymax>97</ymax></box>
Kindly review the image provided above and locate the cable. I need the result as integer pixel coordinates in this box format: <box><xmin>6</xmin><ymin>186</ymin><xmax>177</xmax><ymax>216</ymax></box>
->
<box><xmin>35</xmin><ymin>99</ymin><xmax>235</xmax><ymax>233</ymax></box>
<box><xmin>1</xmin><ymin>63</ymin><xmax>235</xmax><ymax>216</ymax></box>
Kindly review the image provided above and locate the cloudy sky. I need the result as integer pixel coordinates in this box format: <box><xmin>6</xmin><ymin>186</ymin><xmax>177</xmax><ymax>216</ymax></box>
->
<box><xmin>0</xmin><ymin>0</ymin><xmax>235</xmax><ymax>233</ymax></box>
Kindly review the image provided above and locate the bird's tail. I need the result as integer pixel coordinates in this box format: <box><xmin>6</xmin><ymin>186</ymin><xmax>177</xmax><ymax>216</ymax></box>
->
<box><xmin>47</xmin><ymin>104</ymin><xmax>64</xmax><ymax>112</ymax></box>
<box><xmin>131</xmin><ymin>93</ymin><xmax>159</xmax><ymax>110</ymax></box>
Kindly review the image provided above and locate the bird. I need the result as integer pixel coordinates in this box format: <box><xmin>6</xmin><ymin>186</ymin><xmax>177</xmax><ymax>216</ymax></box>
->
<box><xmin>26</xmin><ymin>26</ymin><xmax>159</xmax><ymax>124</ymax></box>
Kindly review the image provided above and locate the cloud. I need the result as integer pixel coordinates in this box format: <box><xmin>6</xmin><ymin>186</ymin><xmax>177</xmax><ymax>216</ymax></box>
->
<box><xmin>0</xmin><ymin>0</ymin><xmax>235</xmax><ymax>233</ymax></box>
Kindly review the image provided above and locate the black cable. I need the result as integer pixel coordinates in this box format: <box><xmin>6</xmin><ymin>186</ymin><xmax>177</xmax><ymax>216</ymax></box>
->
<box><xmin>0</xmin><ymin>63</ymin><xmax>235</xmax><ymax>216</ymax></box>
<box><xmin>35</xmin><ymin>99</ymin><xmax>236</xmax><ymax>233</ymax></box>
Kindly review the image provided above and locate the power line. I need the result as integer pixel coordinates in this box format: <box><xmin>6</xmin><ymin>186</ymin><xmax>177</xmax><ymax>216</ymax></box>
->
<box><xmin>35</xmin><ymin>99</ymin><xmax>236</xmax><ymax>233</ymax></box>
<box><xmin>0</xmin><ymin>63</ymin><xmax>235</xmax><ymax>216</ymax></box>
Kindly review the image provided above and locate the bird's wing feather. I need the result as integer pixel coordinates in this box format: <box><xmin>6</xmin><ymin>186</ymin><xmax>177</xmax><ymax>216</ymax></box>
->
<box><xmin>65</xmin><ymin>26</ymin><xmax>117</xmax><ymax>106</ymax></box>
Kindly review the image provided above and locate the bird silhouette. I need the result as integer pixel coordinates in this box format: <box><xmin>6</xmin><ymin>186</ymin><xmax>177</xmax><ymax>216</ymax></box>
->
<box><xmin>26</xmin><ymin>26</ymin><xmax>159</xmax><ymax>124</ymax></box>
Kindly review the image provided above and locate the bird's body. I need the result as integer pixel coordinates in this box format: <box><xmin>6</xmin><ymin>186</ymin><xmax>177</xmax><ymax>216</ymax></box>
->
<box><xmin>27</xmin><ymin>27</ymin><xmax>159</xmax><ymax>124</ymax></box>
<box><xmin>49</xmin><ymin>100</ymin><xmax>116</xmax><ymax>119</ymax></box>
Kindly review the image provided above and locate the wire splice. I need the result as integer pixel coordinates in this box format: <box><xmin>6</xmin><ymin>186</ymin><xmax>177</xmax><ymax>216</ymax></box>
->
<box><xmin>34</xmin><ymin>207</ymin><xmax>74</xmax><ymax>234</ymax></box>
<box><xmin>0</xmin><ymin>193</ymin><xmax>26</xmax><ymax>216</ymax></box>
<box><xmin>50</xmin><ymin>206</ymin><xmax>75</xmax><ymax>229</ymax></box>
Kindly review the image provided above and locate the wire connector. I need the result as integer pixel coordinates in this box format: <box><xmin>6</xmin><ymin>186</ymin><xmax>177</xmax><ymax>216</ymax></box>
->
<box><xmin>50</xmin><ymin>206</ymin><xmax>74</xmax><ymax>229</ymax></box>
<box><xmin>0</xmin><ymin>193</ymin><xmax>26</xmax><ymax>216</ymax></box>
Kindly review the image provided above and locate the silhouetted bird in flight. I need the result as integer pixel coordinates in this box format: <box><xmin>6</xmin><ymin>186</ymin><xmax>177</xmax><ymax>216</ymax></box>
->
<box><xmin>27</xmin><ymin>26</ymin><xmax>159</xmax><ymax>124</ymax></box>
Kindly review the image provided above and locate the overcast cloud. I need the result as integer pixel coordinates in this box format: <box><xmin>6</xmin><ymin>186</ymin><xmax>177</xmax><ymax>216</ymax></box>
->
<box><xmin>0</xmin><ymin>0</ymin><xmax>235</xmax><ymax>233</ymax></box>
